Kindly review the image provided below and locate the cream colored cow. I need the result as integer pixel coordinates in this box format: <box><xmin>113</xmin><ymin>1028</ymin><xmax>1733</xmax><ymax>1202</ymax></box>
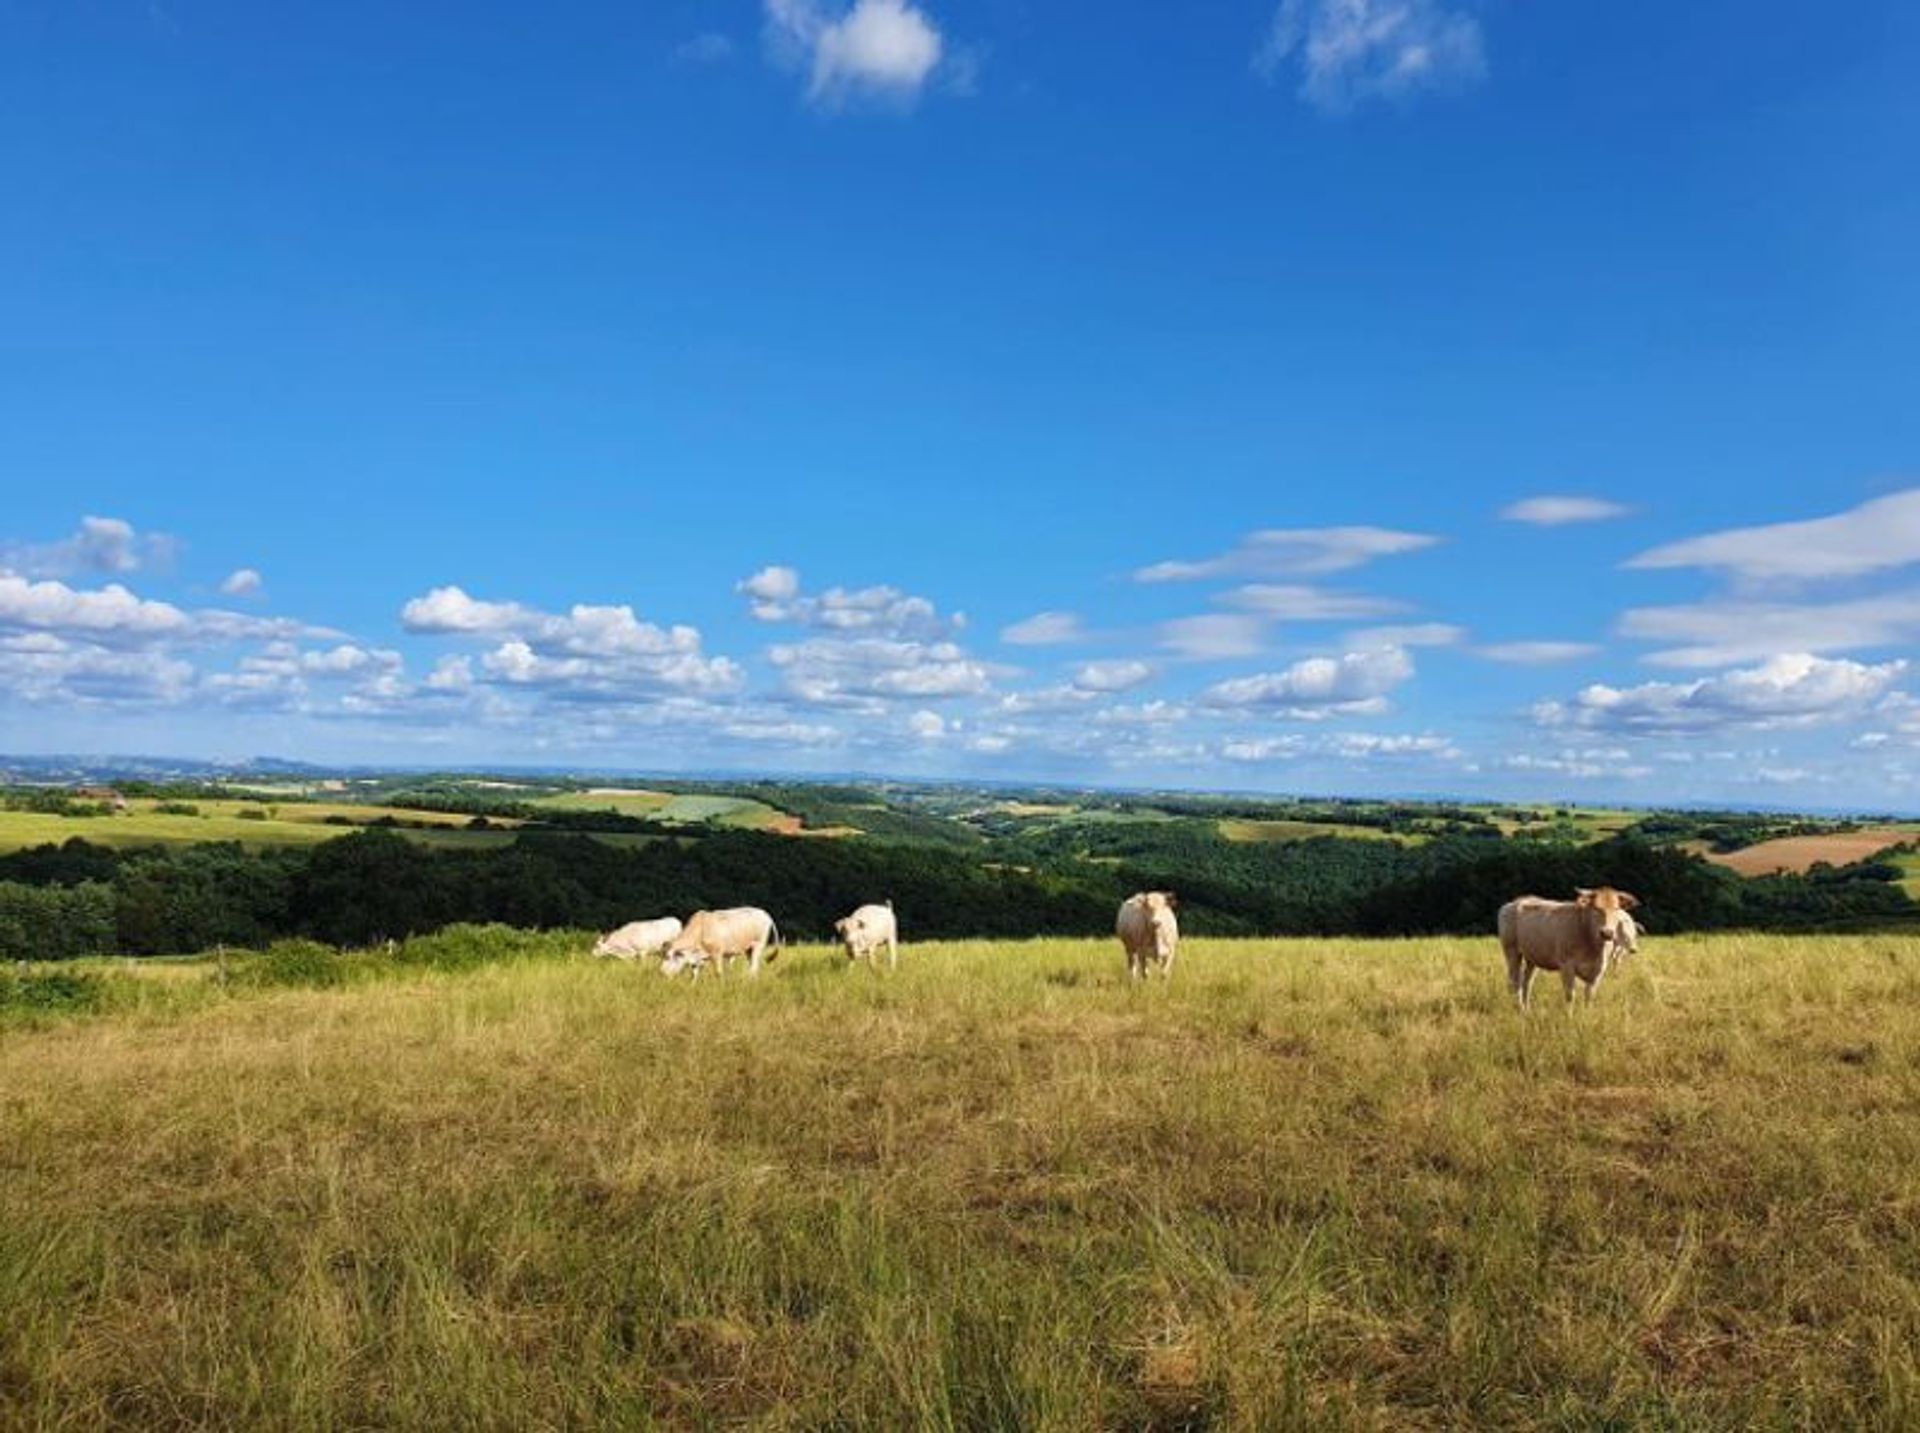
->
<box><xmin>1498</xmin><ymin>887</ymin><xmax>1641</xmax><ymax>1007</ymax></box>
<box><xmin>661</xmin><ymin>907</ymin><xmax>782</xmax><ymax>978</ymax></box>
<box><xmin>591</xmin><ymin>917</ymin><xmax>683</xmax><ymax>961</ymax></box>
<box><xmin>834</xmin><ymin>901</ymin><xmax>899</xmax><ymax>972</ymax></box>
<box><xmin>1117</xmin><ymin>891</ymin><xmax>1179</xmax><ymax>981</ymax></box>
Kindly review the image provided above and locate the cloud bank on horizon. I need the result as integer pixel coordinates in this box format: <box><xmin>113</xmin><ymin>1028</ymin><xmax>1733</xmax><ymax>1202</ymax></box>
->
<box><xmin>5</xmin><ymin>487</ymin><xmax>1920</xmax><ymax>807</ymax></box>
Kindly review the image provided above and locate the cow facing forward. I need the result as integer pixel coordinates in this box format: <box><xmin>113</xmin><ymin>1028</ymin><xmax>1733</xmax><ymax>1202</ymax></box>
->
<box><xmin>1117</xmin><ymin>891</ymin><xmax>1179</xmax><ymax>981</ymax></box>
<box><xmin>1498</xmin><ymin>888</ymin><xmax>1641</xmax><ymax>1007</ymax></box>
<box><xmin>834</xmin><ymin>901</ymin><xmax>899</xmax><ymax>972</ymax></box>
<box><xmin>661</xmin><ymin>907</ymin><xmax>782</xmax><ymax>978</ymax></box>
<box><xmin>591</xmin><ymin>916</ymin><xmax>683</xmax><ymax>962</ymax></box>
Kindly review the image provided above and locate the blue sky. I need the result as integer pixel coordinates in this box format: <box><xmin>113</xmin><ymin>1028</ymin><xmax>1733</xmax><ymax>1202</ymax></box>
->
<box><xmin>3</xmin><ymin>0</ymin><xmax>1919</xmax><ymax>806</ymax></box>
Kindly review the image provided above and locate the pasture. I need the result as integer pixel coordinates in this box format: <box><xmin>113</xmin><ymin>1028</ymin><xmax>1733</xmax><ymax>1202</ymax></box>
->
<box><xmin>3</xmin><ymin>932</ymin><xmax>1918</xmax><ymax>1428</ymax></box>
<box><xmin>1704</xmin><ymin>828</ymin><xmax>1916</xmax><ymax>878</ymax></box>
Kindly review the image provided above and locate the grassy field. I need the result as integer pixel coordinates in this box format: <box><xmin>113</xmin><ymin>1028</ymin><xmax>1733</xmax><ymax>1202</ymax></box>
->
<box><xmin>0</xmin><ymin>800</ymin><xmax>525</xmax><ymax>854</ymax></box>
<box><xmin>4</xmin><ymin>932</ymin><xmax>1919</xmax><ymax>1428</ymax></box>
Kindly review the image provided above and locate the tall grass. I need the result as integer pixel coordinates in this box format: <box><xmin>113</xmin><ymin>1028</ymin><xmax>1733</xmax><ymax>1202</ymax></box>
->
<box><xmin>3</xmin><ymin>931</ymin><xmax>1918</xmax><ymax>1428</ymax></box>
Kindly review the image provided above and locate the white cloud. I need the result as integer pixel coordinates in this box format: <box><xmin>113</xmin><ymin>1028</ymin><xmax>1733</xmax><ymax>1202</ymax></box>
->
<box><xmin>1499</xmin><ymin>496</ymin><xmax>1632</xmax><ymax>527</ymax></box>
<box><xmin>765</xmin><ymin>0</ymin><xmax>947</xmax><ymax>105</ymax></box>
<box><xmin>1499</xmin><ymin>748</ymin><xmax>1650</xmax><ymax>780</ymax></box>
<box><xmin>0</xmin><ymin>574</ymin><xmax>192</xmax><ymax>642</ymax></box>
<box><xmin>1350</xmin><ymin>622</ymin><xmax>1465</xmax><ymax>649</ymax></box>
<box><xmin>0</xmin><ymin>516</ymin><xmax>177</xmax><ymax>579</ymax></box>
<box><xmin>769</xmin><ymin>635</ymin><xmax>990</xmax><ymax>705</ymax></box>
<box><xmin>219</xmin><ymin>567</ymin><xmax>264</xmax><ymax>598</ymax></box>
<box><xmin>737</xmin><ymin>567</ymin><xmax>955</xmax><ymax>638</ymax></box>
<box><xmin>1618</xmin><ymin>591</ymin><xmax>1920</xmax><ymax>668</ymax></box>
<box><xmin>1137</xmin><ymin>525</ymin><xmax>1438</xmax><ymax>583</ymax></box>
<box><xmin>1626</xmin><ymin>488</ymin><xmax>1920</xmax><ymax>585</ymax></box>
<box><xmin>0</xmin><ymin>633</ymin><xmax>195</xmax><ymax>706</ymax></box>
<box><xmin>399</xmin><ymin>585</ymin><xmax>740</xmax><ymax>699</ymax></box>
<box><xmin>1157</xmin><ymin>614</ymin><xmax>1267</xmax><ymax>660</ymax></box>
<box><xmin>1477</xmin><ymin>640</ymin><xmax>1598</xmax><ymax>665</ymax></box>
<box><xmin>907</xmin><ymin>709</ymin><xmax>946</xmax><ymax>740</ymax></box>
<box><xmin>1533</xmin><ymin>653</ymin><xmax>1907</xmax><ymax>735</ymax></box>
<box><xmin>425</xmin><ymin>655</ymin><xmax>474</xmax><ymax>692</ymax></box>
<box><xmin>1218</xmin><ymin>583</ymin><xmax>1408</xmax><ymax>620</ymax></box>
<box><xmin>1072</xmin><ymin>659</ymin><xmax>1153</xmax><ymax>694</ymax></box>
<box><xmin>719</xmin><ymin>717</ymin><xmax>844</xmax><ymax>747</ymax></box>
<box><xmin>1222</xmin><ymin>730</ymin><xmax>1459</xmax><ymax>763</ymax></box>
<box><xmin>1203</xmin><ymin>645</ymin><xmax>1415</xmax><ymax>718</ymax></box>
<box><xmin>1255</xmin><ymin>0</ymin><xmax>1486</xmax><ymax>114</ymax></box>
<box><xmin>1000</xmin><ymin>610</ymin><xmax>1086</xmax><ymax>646</ymax></box>
<box><xmin>738</xmin><ymin>565</ymin><xmax>801</xmax><ymax>607</ymax></box>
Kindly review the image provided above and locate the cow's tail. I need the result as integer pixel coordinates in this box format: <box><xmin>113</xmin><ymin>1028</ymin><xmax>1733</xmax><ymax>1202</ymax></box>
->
<box><xmin>767</xmin><ymin>918</ymin><xmax>783</xmax><ymax>962</ymax></box>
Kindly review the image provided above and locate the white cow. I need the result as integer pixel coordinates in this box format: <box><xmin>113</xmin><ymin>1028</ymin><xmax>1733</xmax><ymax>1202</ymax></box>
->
<box><xmin>1497</xmin><ymin>887</ymin><xmax>1641</xmax><ymax>1007</ymax></box>
<box><xmin>1610</xmin><ymin>910</ymin><xmax>1642</xmax><ymax>969</ymax></box>
<box><xmin>1117</xmin><ymin>891</ymin><xmax>1179</xmax><ymax>981</ymax></box>
<box><xmin>834</xmin><ymin>901</ymin><xmax>899</xmax><ymax>972</ymax></box>
<box><xmin>591</xmin><ymin>916</ymin><xmax>683</xmax><ymax>961</ymax></box>
<box><xmin>661</xmin><ymin>907</ymin><xmax>782</xmax><ymax>978</ymax></box>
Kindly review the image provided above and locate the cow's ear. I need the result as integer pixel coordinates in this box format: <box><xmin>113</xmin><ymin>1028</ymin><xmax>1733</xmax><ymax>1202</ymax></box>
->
<box><xmin>1574</xmin><ymin>888</ymin><xmax>1595</xmax><ymax>905</ymax></box>
<box><xmin>1617</xmin><ymin>891</ymin><xmax>1640</xmax><ymax>910</ymax></box>
<box><xmin>1164</xmin><ymin>892</ymin><xmax>1178</xmax><ymax>909</ymax></box>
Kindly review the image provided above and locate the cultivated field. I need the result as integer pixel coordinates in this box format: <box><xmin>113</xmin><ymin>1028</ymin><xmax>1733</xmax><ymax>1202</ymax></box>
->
<box><xmin>3</xmin><ymin>933</ymin><xmax>1918</xmax><ymax>1428</ymax></box>
<box><xmin>1704</xmin><ymin>829</ymin><xmax>1915</xmax><ymax>877</ymax></box>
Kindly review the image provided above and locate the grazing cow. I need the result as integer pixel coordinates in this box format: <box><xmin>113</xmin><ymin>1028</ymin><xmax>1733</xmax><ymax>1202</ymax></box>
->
<box><xmin>1497</xmin><ymin>887</ymin><xmax>1641</xmax><ymax>1007</ymax></box>
<box><xmin>591</xmin><ymin>916</ymin><xmax>683</xmax><ymax>962</ymax></box>
<box><xmin>1117</xmin><ymin>891</ymin><xmax>1179</xmax><ymax>981</ymax></box>
<box><xmin>661</xmin><ymin>907</ymin><xmax>782</xmax><ymax>978</ymax></box>
<box><xmin>1610</xmin><ymin>911</ymin><xmax>1642</xmax><ymax>969</ymax></box>
<box><xmin>834</xmin><ymin>901</ymin><xmax>899</xmax><ymax>972</ymax></box>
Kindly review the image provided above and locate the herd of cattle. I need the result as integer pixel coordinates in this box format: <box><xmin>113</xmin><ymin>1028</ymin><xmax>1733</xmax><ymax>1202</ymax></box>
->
<box><xmin>591</xmin><ymin>885</ymin><xmax>1645</xmax><ymax>1006</ymax></box>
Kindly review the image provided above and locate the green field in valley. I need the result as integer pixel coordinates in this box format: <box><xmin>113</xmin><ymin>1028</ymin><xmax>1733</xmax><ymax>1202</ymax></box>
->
<box><xmin>4</xmin><ymin>929</ymin><xmax>1918</xmax><ymax>1427</ymax></box>
<box><xmin>0</xmin><ymin>799</ymin><xmax>526</xmax><ymax>854</ymax></box>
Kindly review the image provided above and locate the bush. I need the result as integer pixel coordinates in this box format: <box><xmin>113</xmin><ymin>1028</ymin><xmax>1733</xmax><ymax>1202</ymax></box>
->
<box><xmin>0</xmin><ymin>968</ymin><xmax>104</xmax><ymax>1016</ymax></box>
<box><xmin>230</xmin><ymin>940</ymin><xmax>351</xmax><ymax>990</ymax></box>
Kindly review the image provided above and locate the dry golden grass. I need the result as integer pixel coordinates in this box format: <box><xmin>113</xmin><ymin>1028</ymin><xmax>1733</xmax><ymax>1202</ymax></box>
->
<box><xmin>4</xmin><ymin>932</ymin><xmax>1919</xmax><ymax>1429</ymax></box>
<box><xmin>1705</xmin><ymin>829</ymin><xmax>1915</xmax><ymax>876</ymax></box>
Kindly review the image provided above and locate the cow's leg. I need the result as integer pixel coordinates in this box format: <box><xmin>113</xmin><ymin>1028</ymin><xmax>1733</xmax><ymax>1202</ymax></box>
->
<box><xmin>1560</xmin><ymin>969</ymin><xmax>1577</xmax><ymax>1005</ymax></box>
<box><xmin>1516</xmin><ymin>965</ymin><xmax>1535</xmax><ymax>1009</ymax></box>
<box><xmin>1128</xmin><ymin>947</ymin><xmax>1144</xmax><ymax>982</ymax></box>
<box><xmin>1504</xmin><ymin>945</ymin><xmax>1525</xmax><ymax>1007</ymax></box>
<box><xmin>1161</xmin><ymin>947</ymin><xmax>1176</xmax><ymax>980</ymax></box>
<box><xmin>748</xmin><ymin>939</ymin><xmax>764</xmax><ymax>977</ymax></box>
<box><xmin>887</xmin><ymin>936</ymin><xmax>898</xmax><ymax>973</ymax></box>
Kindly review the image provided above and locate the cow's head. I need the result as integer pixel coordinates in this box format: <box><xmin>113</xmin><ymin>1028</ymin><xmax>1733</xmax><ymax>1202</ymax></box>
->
<box><xmin>1140</xmin><ymin>891</ymin><xmax>1178</xmax><ymax>960</ymax></box>
<box><xmin>660</xmin><ymin>946</ymin><xmax>702</xmax><ymax>978</ymax></box>
<box><xmin>591</xmin><ymin>934</ymin><xmax>612</xmax><ymax>957</ymax></box>
<box><xmin>1575</xmin><ymin>887</ymin><xmax>1641</xmax><ymax>959</ymax></box>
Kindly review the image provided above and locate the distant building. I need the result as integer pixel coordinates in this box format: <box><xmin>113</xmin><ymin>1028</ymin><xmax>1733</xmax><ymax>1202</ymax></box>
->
<box><xmin>74</xmin><ymin>786</ymin><xmax>129</xmax><ymax>811</ymax></box>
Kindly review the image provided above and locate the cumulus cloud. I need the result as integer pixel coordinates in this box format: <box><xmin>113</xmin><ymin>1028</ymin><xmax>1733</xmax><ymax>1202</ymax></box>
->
<box><xmin>219</xmin><ymin>568</ymin><xmax>264</xmax><ymax>599</ymax></box>
<box><xmin>769</xmin><ymin>636</ymin><xmax>990</xmax><ymax>706</ymax></box>
<box><xmin>1533</xmin><ymin>653</ymin><xmax>1907</xmax><ymax>735</ymax></box>
<box><xmin>1072</xmin><ymin>659</ymin><xmax>1154</xmax><ymax>694</ymax></box>
<box><xmin>1499</xmin><ymin>496</ymin><xmax>1631</xmax><ymax>526</ymax></box>
<box><xmin>0</xmin><ymin>574</ymin><xmax>192</xmax><ymax>643</ymax></box>
<box><xmin>399</xmin><ymin>585</ymin><xmax>740</xmax><ymax>700</ymax></box>
<box><xmin>0</xmin><ymin>516</ymin><xmax>177</xmax><ymax>579</ymax></box>
<box><xmin>1000</xmin><ymin>610</ymin><xmax>1086</xmax><ymax>646</ymax></box>
<box><xmin>0</xmin><ymin>633</ymin><xmax>195</xmax><ymax>706</ymax></box>
<box><xmin>1626</xmin><ymin>488</ymin><xmax>1920</xmax><ymax>585</ymax></box>
<box><xmin>1203</xmin><ymin>645</ymin><xmax>1415</xmax><ymax>719</ymax></box>
<box><xmin>1137</xmin><ymin>525</ymin><xmax>1438</xmax><ymax>583</ymax></box>
<box><xmin>765</xmin><ymin>0</ymin><xmax>948</xmax><ymax>105</ymax></box>
<box><xmin>1477</xmin><ymin>640</ymin><xmax>1598</xmax><ymax>665</ymax></box>
<box><xmin>1255</xmin><ymin>0</ymin><xmax>1487</xmax><ymax>113</ymax></box>
<box><xmin>737</xmin><ymin>566</ymin><xmax>954</xmax><ymax>639</ymax></box>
